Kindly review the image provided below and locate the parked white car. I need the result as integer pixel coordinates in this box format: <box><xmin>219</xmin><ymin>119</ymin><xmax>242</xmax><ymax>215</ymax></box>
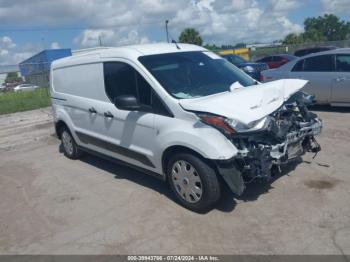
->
<box><xmin>51</xmin><ymin>43</ymin><xmax>322</xmax><ymax>211</ymax></box>
<box><xmin>14</xmin><ymin>83</ymin><xmax>39</xmax><ymax>92</ymax></box>
<box><xmin>261</xmin><ymin>48</ymin><xmax>350</xmax><ymax>106</ymax></box>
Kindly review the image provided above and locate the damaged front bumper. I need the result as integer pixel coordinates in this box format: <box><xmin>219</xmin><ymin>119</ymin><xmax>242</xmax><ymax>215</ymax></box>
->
<box><xmin>217</xmin><ymin>92</ymin><xmax>323</xmax><ymax>196</ymax></box>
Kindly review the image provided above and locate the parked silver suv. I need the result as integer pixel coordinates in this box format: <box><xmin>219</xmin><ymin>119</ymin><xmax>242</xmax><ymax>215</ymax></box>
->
<box><xmin>262</xmin><ymin>48</ymin><xmax>350</xmax><ymax>106</ymax></box>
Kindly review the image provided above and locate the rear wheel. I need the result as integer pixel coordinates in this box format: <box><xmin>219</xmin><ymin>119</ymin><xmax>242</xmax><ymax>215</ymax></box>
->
<box><xmin>167</xmin><ymin>153</ymin><xmax>221</xmax><ymax>212</ymax></box>
<box><xmin>60</xmin><ymin>127</ymin><xmax>82</xmax><ymax>159</ymax></box>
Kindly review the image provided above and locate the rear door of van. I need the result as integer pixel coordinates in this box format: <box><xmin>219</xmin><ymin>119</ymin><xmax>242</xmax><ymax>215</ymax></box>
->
<box><xmin>52</xmin><ymin>61</ymin><xmax>109</xmax><ymax>141</ymax></box>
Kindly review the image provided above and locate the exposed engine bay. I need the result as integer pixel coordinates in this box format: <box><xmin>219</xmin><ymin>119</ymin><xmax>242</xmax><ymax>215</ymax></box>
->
<box><xmin>217</xmin><ymin>91</ymin><xmax>322</xmax><ymax>195</ymax></box>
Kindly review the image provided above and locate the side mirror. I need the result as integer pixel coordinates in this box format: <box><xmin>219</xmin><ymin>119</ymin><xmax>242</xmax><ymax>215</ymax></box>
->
<box><xmin>114</xmin><ymin>95</ymin><xmax>140</xmax><ymax>111</ymax></box>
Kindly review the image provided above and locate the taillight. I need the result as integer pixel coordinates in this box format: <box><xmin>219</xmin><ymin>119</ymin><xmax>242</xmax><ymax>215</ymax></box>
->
<box><xmin>198</xmin><ymin>114</ymin><xmax>235</xmax><ymax>135</ymax></box>
<box><xmin>260</xmin><ymin>74</ymin><xmax>264</xmax><ymax>82</ymax></box>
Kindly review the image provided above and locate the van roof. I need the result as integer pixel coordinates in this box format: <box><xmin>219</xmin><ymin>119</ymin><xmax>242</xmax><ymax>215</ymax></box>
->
<box><xmin>51</xmin><ymin>43</ymin><xmax>206</xmax><ymax>69</ymax></box>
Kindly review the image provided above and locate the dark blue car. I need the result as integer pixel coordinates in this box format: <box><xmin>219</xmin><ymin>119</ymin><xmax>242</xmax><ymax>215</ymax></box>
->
<box><xmin>221</xmin><ymin>54</ymin><xmax>269</xmax><ymax>81</ymax></box>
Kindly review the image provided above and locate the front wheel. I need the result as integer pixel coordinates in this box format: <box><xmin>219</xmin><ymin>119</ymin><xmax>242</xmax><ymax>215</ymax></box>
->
<box><xmin>167</xmin><ymin>153</ymin><xmax>221</xmax><ymax>212</ymax></box>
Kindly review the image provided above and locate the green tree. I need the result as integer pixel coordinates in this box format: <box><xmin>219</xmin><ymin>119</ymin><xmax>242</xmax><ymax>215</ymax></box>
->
<box><xmin>203</xmin><ymin>43</ymin><xmax>219</xmax><ymax>51</ymax></box>
<box><xmin>282</xmin><ymin>14</ymin><xmax>350</xmax><ymax>44</ymax></box>
<box><xmin>282</xmin><ymin>33</ymin><xmax>304</xmax><ymax>45</ymax></box>
<box><xmin>302</xmin><ymin>28</ymin><xmax>326</xmax><ymax>43</ymax></box>
<box><xmin>304</xmin><ymin>14</ymin><xmax>350</xmax><ymax>41</ymax></box>
<box><xmin>179</xmin><ymin>28</ymin><xmax>203</xmax><ymax>46</ymax></box>
<box><xmin>5</xmin><ymin>72</ymin><xmax>22</xmax><ymax>83</ymax></box>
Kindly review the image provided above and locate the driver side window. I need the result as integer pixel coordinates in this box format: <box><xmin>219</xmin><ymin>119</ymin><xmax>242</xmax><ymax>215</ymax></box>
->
<box><xmin>104</xmin><ymin>62</ymin><xmax>151</xmax><ymax>106</ymax></box>
<box><xmin>103</xmin><ymin>62</ymin><xmax>171</xmax><ymax>116</ymax></box>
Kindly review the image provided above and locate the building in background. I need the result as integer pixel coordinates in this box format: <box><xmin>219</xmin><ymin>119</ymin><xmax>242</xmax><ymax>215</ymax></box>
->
<box><xmin>19</xmin><ymin>49</ymin><xmax>72</xmax><ymax>87</ymax></box>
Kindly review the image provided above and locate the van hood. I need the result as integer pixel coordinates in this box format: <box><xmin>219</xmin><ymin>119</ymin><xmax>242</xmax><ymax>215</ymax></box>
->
<box><xmin>179</xmin><ymin>79</ymin><xmax>308</xmax><ymax>125</ymax></box>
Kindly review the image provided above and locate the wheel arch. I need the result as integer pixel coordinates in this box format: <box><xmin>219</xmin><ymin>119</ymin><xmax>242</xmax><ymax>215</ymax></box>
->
<box><xmin>55</xmin><ymin>120</ymin><xmax>69</xmax><ymax>139</ymax></box>
<box><xmin>161</xmin><ymin>145</ymin><xmax>217</xmax><ymax>179</ymax></box>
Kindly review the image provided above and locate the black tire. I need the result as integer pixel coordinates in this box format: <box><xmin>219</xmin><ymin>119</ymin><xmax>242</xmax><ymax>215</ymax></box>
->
<box><xmin>167</xmin><ymin>153</ymin><xmax>221</xmax><ymax>212</ymax></box>
<box><xmin>60</xmin><ymin>127</ymin><xmax>82</xmax><ymax>159</ymax></box>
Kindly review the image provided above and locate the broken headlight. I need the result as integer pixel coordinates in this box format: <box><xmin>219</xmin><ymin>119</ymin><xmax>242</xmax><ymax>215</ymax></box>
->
<box><xmin>198</xmin><ymin>113</ymin><xmax>270</xmax><ymax>135</ymax></box>
<box><xmin>197</xmin><ymin>114</ymin><xmax>236</xmax><ymax>135</ymax></box>
<box><xmin>226</xmin><ymin>117</ymin><xmax>271</xmax><ymax>133</ymax></box>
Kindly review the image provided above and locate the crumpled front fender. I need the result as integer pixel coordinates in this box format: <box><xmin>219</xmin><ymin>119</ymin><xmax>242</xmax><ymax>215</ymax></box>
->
<box><xmin>216</xmin><ymin>160</ymin><xmax>245</xmax><ymax>196</ymax></box>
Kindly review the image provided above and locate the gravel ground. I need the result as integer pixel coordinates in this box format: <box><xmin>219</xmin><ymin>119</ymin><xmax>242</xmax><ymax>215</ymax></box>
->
<box><xmin>0</xmin><ymin>106</ymin><xmax>349</xmax><ymax>255</ymax></box>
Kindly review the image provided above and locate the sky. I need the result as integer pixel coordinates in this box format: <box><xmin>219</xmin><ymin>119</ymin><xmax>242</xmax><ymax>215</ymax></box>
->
<box><xmin>0</xmin><ymin>0</ymin><xmax>350</xmax><ymax>65</ymax></box>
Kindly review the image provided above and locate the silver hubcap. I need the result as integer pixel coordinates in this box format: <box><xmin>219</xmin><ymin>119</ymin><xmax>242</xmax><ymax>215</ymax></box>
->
<box><xmin>171</xmin><ymin>160</ymin><xmax>203</xmax><ymax>203</ymax></box>
<box><xmin>62</xmin><ymin>131</ymin><xmax>74</xmax><ymax>155</ymax></box>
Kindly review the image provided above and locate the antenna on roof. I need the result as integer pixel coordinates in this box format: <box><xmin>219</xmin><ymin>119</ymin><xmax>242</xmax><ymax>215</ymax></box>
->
<box><xmin>165</xmin><ymin>20</ymin><xmax>169</xmax><ymax>43</ymax></box>
<box><xmin>171</xmin><ymin>39</ymin><xmax>180</xmax><ymax>50</ymax></box>
<box><xmin>165</xmin><ymin>20</ymin><xmax>180</xmax><ymax>49</ymax></box>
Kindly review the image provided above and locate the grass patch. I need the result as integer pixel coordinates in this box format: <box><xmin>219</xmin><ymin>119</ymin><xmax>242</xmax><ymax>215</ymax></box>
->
<box><xmin>0</xmin><ymin>88</ymin><xmax>51</xmax><ymax>115</ymax></box>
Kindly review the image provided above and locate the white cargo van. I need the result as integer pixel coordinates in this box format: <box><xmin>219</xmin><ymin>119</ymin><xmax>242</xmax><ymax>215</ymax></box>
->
<box><xmin>50</xmin><ymin>43</ymin><xmax>322</xmax><ymax>212</ymax></box>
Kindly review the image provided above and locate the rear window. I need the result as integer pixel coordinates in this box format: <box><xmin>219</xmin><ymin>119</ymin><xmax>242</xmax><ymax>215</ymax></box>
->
<box><xmin>303</xmin><ymin>55</ymin><xmax>334</xmax><ymax>72</ymax></box>
<box><xmin>292</xmin><ymin>55</ymin><xmax>334</xmax><ymax>72</ymax></box>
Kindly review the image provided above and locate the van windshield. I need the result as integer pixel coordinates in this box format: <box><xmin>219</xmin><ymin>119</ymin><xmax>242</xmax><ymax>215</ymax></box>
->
<box><xmin>138</xmin><ymin>51</ymin><xmax>255</xmax><ymax>99</ymax></box>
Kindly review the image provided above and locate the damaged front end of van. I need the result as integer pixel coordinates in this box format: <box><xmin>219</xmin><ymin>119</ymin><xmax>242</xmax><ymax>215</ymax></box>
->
<box><xmin>180</xmin><ymin>79</ymin><xmax>322</xmax><ymax>196</ymax></box>
<box><xmin>217</xmin><ymin>91</ymin><xmax>322</xmax><ymax>195</ymax></box>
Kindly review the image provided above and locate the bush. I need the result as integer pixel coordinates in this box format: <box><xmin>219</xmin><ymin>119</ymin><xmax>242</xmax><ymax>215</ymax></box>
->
<box><xmin>0</xmin><ymin>88</ymin><xmax>51</xmax><ymax>115</ymax></box>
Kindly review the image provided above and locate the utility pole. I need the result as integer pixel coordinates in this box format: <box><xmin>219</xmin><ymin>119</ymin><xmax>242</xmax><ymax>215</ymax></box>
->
<box><xmin>165</xmin><ymin>20</ymin><xmax>169</xmax><ymax>43</ymax></box>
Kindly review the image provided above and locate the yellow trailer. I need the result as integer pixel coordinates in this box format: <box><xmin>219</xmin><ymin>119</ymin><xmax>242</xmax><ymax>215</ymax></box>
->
<box><xmin>218</xmin><ymin>48</ymin><xmax>250</xmax><ymax>60</ymax></box>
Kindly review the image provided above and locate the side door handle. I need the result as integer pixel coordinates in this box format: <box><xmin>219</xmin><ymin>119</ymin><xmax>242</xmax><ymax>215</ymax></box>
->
<box><xmin>88</xmin><ymin>107</ymin><xmax>97</xmax><ymax>114</ymax></box>
<box><xmin>104</xmin><ymin>111</ymin><xmax>114</xmax><ymax>118</ymax></box>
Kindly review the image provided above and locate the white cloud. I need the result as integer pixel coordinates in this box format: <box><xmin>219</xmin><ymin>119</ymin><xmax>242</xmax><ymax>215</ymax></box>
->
<box><xmin>0</xmin><ymin>35</ymin><xmax>65</xmax><ymax>65</ymax></box>
<box><xmin>212</xmin><ymin>0</ymin><xmax>257</xmax><ymax>13</ymax></box>
<box><xmin>321</xmin><ymin>0</ymin><xmax>350</xmax><ymax>14</ymax></box>
<box><xmin>269</xmin><ymin>0</ymin><xmax>301</xmax><ymax>14</ymax></box>
<box><xmin>166</xmin><ymin>0</ymin><xmax>303</xmax><ymax>44</ymax></box>
<box><xmin>0</xmin><ymin>36</ymin><xmax>21</xmax><ymax>65</ymax></box>
<box><xmin>0</xmin><ymin>36</ymin><xmax>39</xmax><ymax>65</ymax></box>
<box><xmin>1</xmin><ymin>36</ymin><xmax>16</xmax><ymax>49</ymax></box>
<box><xmin>74</xmin><ymin>28</ymin><xmax>151</xmax><ymax>48</ymax></box>
<box><xmin>0</xmin><ymin>0</ymin><xmax>327</xmax><ymax>63</ymax></box>
<box><xmin>0</xmin><ymin>0</ymin><xmax>305</xmax><ymax>47</ymax></box>
<box><xmin>50</xmin><ymin>42</ymin><xmax>60</xmax><ymax>49</ymax></box>
<box><xmin>0</xmin><ymin>49</ymin><xmax>9</xmax><ymax>56</ymax></box>
<box><xmin>74</xmin><ymin>29</ymin><xmax>114</xmax><ymax>47</ymax></box>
